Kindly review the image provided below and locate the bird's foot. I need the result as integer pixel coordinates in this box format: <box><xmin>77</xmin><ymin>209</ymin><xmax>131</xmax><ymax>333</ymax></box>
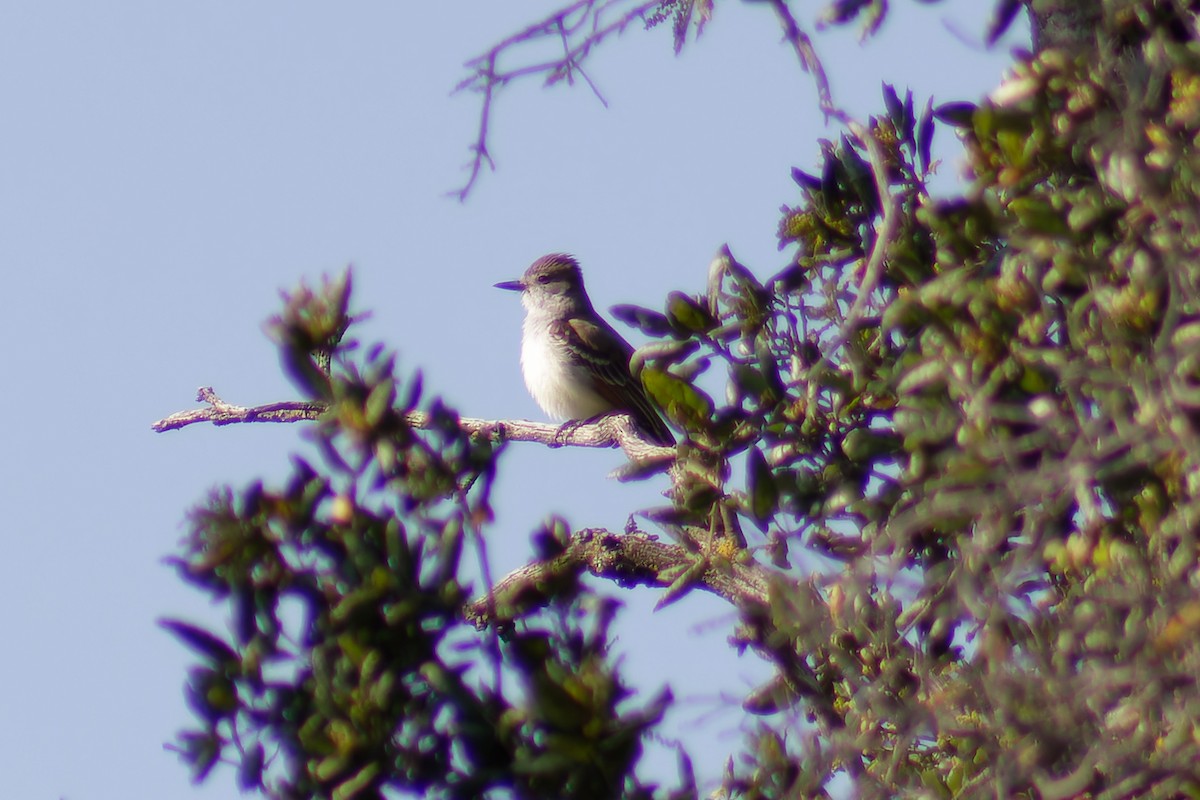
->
<box><xmin>551</xmin><ymin>419</ymin><xmax>585</xmax><ymax>447</ymax></box>
<box><xmin>552</xmin><ymin>415</ymin><xmax>611</xmax><ymax>446</ymax></box>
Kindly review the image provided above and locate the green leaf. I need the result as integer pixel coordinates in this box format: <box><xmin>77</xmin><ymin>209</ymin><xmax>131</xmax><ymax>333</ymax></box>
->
<box><xmin>1009</xmin><ymin>197</ymin><xmax>1068</xmax><ymax>235</ymax></box>
<box><xmin>918</xmin><ymin>97</ymin><xmax>935</xmax><ymax>173</ymax></box>
<box><xmin>896</xmin><ymin>358</ymin><xmax>948</xmax><ymax>396</ymax></box>
<box><xmin>642</xmin><ymin>368</ymin><xmax>714</xmax><ymax>431</ymax></box>
<box><xmin>747</xmin><ymin>446</ymin><xmax>779</xmax><ymax>526</ymax></box>
<box><xmin>237</xmin><ymin>743</ymin><xmax>265</xmax><ymax>791</ymax></box>
<box><xmin>882</xmin><ymin>82</ymin><xmax>913</xmax><ymax>140</ymax></box>
<box><xmin>364</xmin><ymin>379</ymin><xmax>395</xmax><ymax>428</ymax></box>
<box><xmin>655</xmin><ymin>556</ymin><xmax>706</xmax><ymax>610</ymax></box>
<box><xmin>161</xmin><ymin>619</ymin><xmax>239</xmax><ymax>667</ymax></box>
<box><xmin>666</xmin><ymin>291</ymin><xmax>716</xmax><ymax>334</ymax></box>
<box><xmin>610</xmin><ymin>303</ymin><xmax>674</xmax><ymax>336</ymax></box>
<box><xmin>791</xmin><ymin>166</ymin><xmax>821</xmax><ymax>191</ymax></box>
<box><xmin>186</xmin><ymin>667</ymin><xmax>237</xmax><ymax>723</ymax></box>
<box><xmin>986</xmin><ymin>0</ymin><xmax>1021</xmax><ymax>45</ymax></box>
<box><xmin>839</xmin><ymin>135</ymin><xmax>879</xmax><ymax>215</ymax></box>
<box><xmin>821</xmin><ymin>0</ymin><xmax>873</xmax><ymax>26</ymax></box>
<box><xmin>177</xmin><ymin>731</ymin><xmax>222</xmax><ymax>783</ymax></box>
<box><xmin>730</xmin><ymin>362</ymin><xmax>768</xmax><ymax>402</ymax></box>
<box><xmin>934</xmin><ymin>101</ymin><xmax>976</xmax><ymax>128</ymax></box>
<box><xmin>401</xmin><ymin>368</ymin><xmax>424</xmax><ymax>410</ymax></box>
<box><xmin>333</xmin><ymin>762</ymin><xmax>381</xmax><ymax>800</ymax></box>
<box><xmin>840</xmin><ymin>428</ymin><xmax>899</xmax><ymax>462</ymax></box>
<box><xmin>630</xmin><ymin>338</ymin><xmax>701</xmax><ymax>373</ymax></box>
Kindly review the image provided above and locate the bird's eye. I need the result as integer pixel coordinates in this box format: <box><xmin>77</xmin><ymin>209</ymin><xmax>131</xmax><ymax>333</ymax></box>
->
<box><xmin>536</xmin><ymin>274</ymin><xmax>552</xmax><ymax>284</ymax></box>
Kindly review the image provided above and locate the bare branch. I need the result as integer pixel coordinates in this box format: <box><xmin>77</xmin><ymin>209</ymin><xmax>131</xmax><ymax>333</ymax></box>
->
<box><xmin>449</xmin><ymin>52</ymin><xmax>498</xmax><ymax>203</ymax></box>
<box><xmin>463</xmin><ymin>525</ymin><xmax>844</xmax><ymax>724</ymax></box>
<box><xmin>463</xmin><ymin>527</ymin><xmax>769</xmax><ymax>627</ymax></box>
<box><xmin>763</xmin><ymin>0</ymin><xmax>835</xmax><ymax>117</ymax></box>
<box><xmin>448</xmin><ymin>1</ymin><xmax>852</xmax><ymax>198</ymax></box>
<box><xmin>824</xmin><ymin>117</ymin><xmax>902</xmax><ymax>353</ymax></box>
<box><xmin>760</xmin><ymin>3</ymin><xmax>903</xmax><ymax>392</ymax></box>
<box><xmin>151</xmin><ymin>387</ymin><xmax>325</xmax><ymax>430</ymax></box>
<box><xmin>152</xmin><ymin>386</ymin><xmax>675</xmax><ymax>465</ymax></box>
<box><xmin>449</xmin><ymin>0</ymin><xmax>662</xmax><ymax>199</ymax></box>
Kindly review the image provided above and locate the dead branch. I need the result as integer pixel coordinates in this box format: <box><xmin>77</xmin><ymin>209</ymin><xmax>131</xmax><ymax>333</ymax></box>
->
<box><xmin>446</xmin><ymin>0</ymin><xmax>874</xmax><ymax>201</ymax></box>
<box><xmin>764</xmin><ymin>0</ymin><xmax>834</xmax><ymax>117</ymax></box>
<box><xmin>151</xmin><ymin>387</ymin><xmax>325</xmax><ymax>430</ymax></box>
<box><xmin>449</xmin><ymin>0</ymin><xmax>670</xmax><ymax>200</ymax></box>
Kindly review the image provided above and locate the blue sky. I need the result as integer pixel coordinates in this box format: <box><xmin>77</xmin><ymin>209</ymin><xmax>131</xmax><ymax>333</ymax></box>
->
<box><xmin>0</xmin><ymin>3</ymin><xmax>1023</xmax><ymax>797</ymax></box>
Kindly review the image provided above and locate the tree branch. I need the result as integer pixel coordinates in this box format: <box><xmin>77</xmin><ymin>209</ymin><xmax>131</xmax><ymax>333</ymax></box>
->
<box><xmin>151</xmin><ymin>386</ymin><xmax>326</xmax><ymax>429</ymax></box>
<box><xmin>448</xmin><ymin>1</ymin><xmax>858</xmax><ymax>199</ymax></box>
<box><xmin>462</xmin><ymin>525</ymin><xmax>845</xmax><ymax>724</ymax></box>
<box><xmin>763</xmin><ymin>0</ymin><xmax>835</xmax><ymax>118</ymax></box>
<box><xmin>463</xmin><ymin>527</ymin><xmax>769</xmax><ymax>628</ymax></box>
<box><xmin>449</xmin><ymin>0</ymin><xmax>665</xmax><ymax>199</ymax></box>
<box><xmin>156</xmin><ymin>389</ymin><xmax>843</xmax><ymax>721</ymax></box>
<box><xmin>152</xmin><ymin>386</ymin><xmax>675</xmax><ymax>466</ymax></box>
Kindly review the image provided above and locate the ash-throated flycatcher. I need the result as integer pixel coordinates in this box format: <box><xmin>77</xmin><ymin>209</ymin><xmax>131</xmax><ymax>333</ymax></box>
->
<box><xmin>495</xmin><ymin>254</ymin><xmax>675</xmax><ymax>446</ymax></box>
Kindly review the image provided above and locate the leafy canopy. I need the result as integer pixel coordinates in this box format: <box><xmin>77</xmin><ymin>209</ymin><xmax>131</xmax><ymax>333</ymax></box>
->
<box><xmin>164</xmin><ymin>2</ymin><xmax>1200</xmax><ymax>798</ymax></box>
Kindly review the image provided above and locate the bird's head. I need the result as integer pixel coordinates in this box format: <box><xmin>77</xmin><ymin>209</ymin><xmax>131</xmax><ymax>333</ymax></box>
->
<box><xmin>495</xmin><ymin>254</ymin><xmax>591</xmax><ymax>317</ymax></box>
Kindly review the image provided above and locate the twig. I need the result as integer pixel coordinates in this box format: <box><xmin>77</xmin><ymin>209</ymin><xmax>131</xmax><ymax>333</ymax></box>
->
<box><xmin>761</xmin><ymin>0</ymin><xmax>899</xmax><ymax>334</ymax></box>
<box><xmin>451</xmin><ymin>52</ymin><xmax>498</xmax><ymax>203</ymax></box>
<box><xmin>763</xmin><ymin>1</ymin><xmax>901</xmax><ymax>390</ymax></box>
<box><xmin>449</xmin><ymin>0</ymin><xmax>660</xmax><ymax>199</ymax></box>
<box><xmin>837</xmin><ymin>117</ymin><xmax>901</xmax><ymax>337</ymax></box>
<box><xmin>152</xmin><ymin>387</ymin><xmax>325</xmax><ymax>429</ymax></box>
<box><xmin>763</xmin><ymin>0</ymin><xmax>835</xmax><ymax>118</ymax></box>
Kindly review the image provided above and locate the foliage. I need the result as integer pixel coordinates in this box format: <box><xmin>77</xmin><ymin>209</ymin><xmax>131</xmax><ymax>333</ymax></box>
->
<box><xmin>166</xmin><ymin>277</ymin><xmax>681</xmax><ymax>799</ymax></box>
<box><xmin>166</xmin><ymin>1</ymin><xmax>1200</xmax><ymax>798</ymax></box>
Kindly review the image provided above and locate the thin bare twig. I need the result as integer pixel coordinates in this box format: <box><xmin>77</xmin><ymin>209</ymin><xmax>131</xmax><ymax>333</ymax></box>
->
<box><xmin>151</xmin><ymin>386</ymin><xmax>325</xmax><ymax>429</ymax></box>
<box><xmin>763</xmin><ymin>0</ymin><xmax>834</xmax><ymax>118</ymax></box>
<box><xmin>449</xmin><ymin>0</ymin><xmax>661</xmax><ymax>199</ymax></box>
<box><xmin>762</xmin><ymin>1</ymin><xmax>903</xmax><ymax>407</ymax></box>
<box><xmin>837</xmin><ymin>118</ymin><xmax>901</xmax><ymax>335</ymax></box>
<box><xmin>449</xmin><ymin>1</ymin><xmax>856</xmax><ymax>198</ymax></box>
<box><xmin>452</xmin><ymin>52</ymin><xmax>498</xmax><ymax>202</ymax></box>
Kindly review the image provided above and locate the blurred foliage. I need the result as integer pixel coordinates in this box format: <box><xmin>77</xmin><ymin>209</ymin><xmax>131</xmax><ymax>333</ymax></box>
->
<box><xmin>165</xmin><ymin>276</ymin><xmax>684</xmax><ymax>798</ymax></box>
<box><xmin>167</xmin><ymin>0</ymin><xmax>1200</xmax><ymax>798</ymax></box>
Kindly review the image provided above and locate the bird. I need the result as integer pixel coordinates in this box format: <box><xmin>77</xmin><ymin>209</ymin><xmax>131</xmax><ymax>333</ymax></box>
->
<box><xmin>495</xmin><ymin>254</ymin><xmax>675</xmax><ymax>446</ymax></box>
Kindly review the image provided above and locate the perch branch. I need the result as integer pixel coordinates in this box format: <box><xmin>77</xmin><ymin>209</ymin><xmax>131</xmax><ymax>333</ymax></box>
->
<box><xmin>151</xmin><ymin>387</ymin><xmax>325</xmax><ymax>429</ymax></box>
<box><xmin>157</xmin><ymin>387</ymin><xmax>842</xmax><ymax>721</ymax></box>
<box><xmin>152</xmin><ymin>387</ymin><xmax>675</xmax><ymax>465</ymax></box>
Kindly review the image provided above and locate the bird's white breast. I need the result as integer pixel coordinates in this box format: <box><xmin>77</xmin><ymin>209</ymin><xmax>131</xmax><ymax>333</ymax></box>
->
<box><xmin>520</xmin><ymin>310</ymin><xmax>613</xmax><ymax>421</ymax></box>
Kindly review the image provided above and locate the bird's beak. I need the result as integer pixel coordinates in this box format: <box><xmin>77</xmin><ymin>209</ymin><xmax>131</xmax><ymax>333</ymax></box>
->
<box><xmin>494</xmin><ymin>279</ymin><xmax>524</xmax><ymax>292</ymax></box>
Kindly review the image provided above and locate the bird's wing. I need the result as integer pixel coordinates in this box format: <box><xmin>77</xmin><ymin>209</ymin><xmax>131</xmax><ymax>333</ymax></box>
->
<box><xmin>558</xmin><ymin>317</ymin><xmax>675</xmax><ymax>445</ymax></box>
